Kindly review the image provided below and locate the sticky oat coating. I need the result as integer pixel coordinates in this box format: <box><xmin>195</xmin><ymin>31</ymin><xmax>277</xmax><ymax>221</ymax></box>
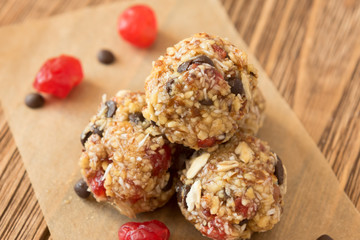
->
<box><xmin>144</xmin><ymin>33</ymin><xmax>260</xmax><ymax>150</ymax></box>
<box><xmin>79</xmin><ymin>91</ymin><xmax>174</xmax><ymax>218</ymax></box>
<box><xmin>238</xmin><ymin>88</ymin><xmax>265</xmax><ymax>135</ymax></box>
<box><xmin>176</xmin><ymin>133</ymin><xmax>287</xmax><ymax>240</ymax></box>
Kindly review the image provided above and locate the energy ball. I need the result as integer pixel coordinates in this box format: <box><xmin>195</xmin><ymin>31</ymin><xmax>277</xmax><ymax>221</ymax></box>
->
<box><xmin>144</xmin><ymin>33</ymin><xmax>260</xmax><ymax>150</ymax></box>
<box><xmin>79</xmin><ymin>91</ymin><xmax>175</xmax><ymax>218</ymax></box>
<box><xmin>176</xmin><ymin>133</ymin><xmax>287</xmax><ymax>240</ymax></box>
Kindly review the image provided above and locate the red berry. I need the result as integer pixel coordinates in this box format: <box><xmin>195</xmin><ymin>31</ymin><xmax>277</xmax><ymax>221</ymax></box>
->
<box><xmin>33</xmin><ymin>55</ymin><xmax>83</xmax><ymax>98</ymax></box>
<box><xmin>88</xmin><ymin>171</ymin><xmax>106</xmax><ymax>198</ymax></box>
<box><xmin>148</xmin><ymin>144</ymin><xmax>171</xmax><ymax>176</ymax></box>
<box><xmin>234</xmin><ymin>197</ymin><xmax>258</xmax><ymax>218</ymax></box>
<box><xmin>117</xmin><ymin>5</ymin><xmax>157</xmax><ymax>48</ymax></box>
<box><xmin>201</xmin><ymin>218</ymin><xmax>227</xmax><ymax>240</ymax></box>
<box><xmin>212</xmin><ymin>44</ymin><xmax>227</xmax><ymax>59</ymax></box>
<box><xmin>118</xmin><ymin>220</ymin><xmax>170</xmax><ymax>240</ymax></box>
<box><xmin>197</xmin><ymin>137</ymin><xmax>217</xmax><ymax>148</ymax></box>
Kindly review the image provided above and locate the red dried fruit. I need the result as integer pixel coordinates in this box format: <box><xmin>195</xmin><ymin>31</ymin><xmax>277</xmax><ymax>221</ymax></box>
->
<box><xmin>33</xmin><ymin>55</ymin><xmax>83</xmax><ymax>98</ymax></box>
<box><xmin>117</xmin><ymin>5</ymin><xmax>157</xmax><ymax>48</ymax></box>
<box><xmin>148</xmin><ymin>144</ymin><xmax>171</xmax><ymax>176</ymax></box>
<box><xmin>212</xmin><ymin>44</ymin><xmax>227</xmax><ymax>59</ymax></box>
<box><xmin>198</xmin><ymin>137</ymin><xmax>217</xmax><ymax>148</ymax></box>
<box><xmin>235</xmin><ymin>197</ymin><xmax>258</xmax><ymax>218</ymax></box>
<box><xmin>118</xmin><ymin>220</ymin><xmax>170</xmax><ymax>240</ymax></box>
<box><xmin>88</xmin><ymin>171</ymin><xmax>106</xmax><ymax>198</ymax></box>
<box><xmin>201</xmin><ymin>218</ymin><xmax>227</xmax><ymax>240</ymax></box>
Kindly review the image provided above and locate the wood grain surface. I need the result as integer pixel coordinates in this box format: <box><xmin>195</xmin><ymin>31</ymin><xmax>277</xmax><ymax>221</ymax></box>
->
<box><xmin>0</xmin><ymin>0</ymin><xmax>359</xmax><ymax>239</ymax></box>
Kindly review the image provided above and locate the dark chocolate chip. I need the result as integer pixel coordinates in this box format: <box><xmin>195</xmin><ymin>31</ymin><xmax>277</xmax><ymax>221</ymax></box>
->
<box><xmin>175</xmin><ymin>182</ymin><xmax>191</xmax><ymax>208</ymax></box>
<box><xmin>105</xmin><ymin>100</ymin><xmax>117</xmax><ymax>118</ymax></box>
<box><xmin>192</xmin><ymin>55</ymin><xmax>214</xmax><ymax>67</ymax></box>
<box><xmin>97</xmin><ymin>49</ymin><xmax>115</xmax><ymax>64</ymax></box>
<box><xmin>316</xmin><ymin>235</ymin><xmax>333</xmax><ymax>240</ymax></box>
<box><xmin>177</xmin><ymin>60</ymin><xmax>192</xmax><ymax>73</ymax></box>
<box><xmin>81</xmin><ymin>131</ymin><xmax>92</xmax><ymax>147</ymax></box>
<box><xmin>25</xmin><ymin>93</ymin><xmax>45</xmax><ymax>109</ymax></box>
<box><xmin>92</xmin><ymin>126</ymin><xmax>103</xmax><ymax>138</ymax></box>
<box><xmin>199</xmin><ymin>99</ymin><xmax>213</xmax><ymax>106</ymax></box>
<box><xmin>183</xmin><ymin>185</ymin><xmax>191</xmax><ymax>209</ymax></box>
<box><xmin>274</xmin><ymin>157</ymin><xmax>284</xmax><ymax>185</ymax></box>
<box><xmin>128</xmin><ymin>112</ymin><xmax>145</xmax><ymax>124</ymax></box>
<box><xmin>171</xmin><ymin>144</ymin><xmax>195</xmax><ymax>171</ymax></box>
<box><xmin>165</xmin><ymin>79</ymin><xmax>175</xmax><ymax>94</ymax></box>
<box><xmin>162</xmin><ymin>172</ymin><xmax>174</xmax><ymax>191</ymax></box>
<box><xmin>227</xmin><ymin>77</ymin><xmax>245</xmax><ymax>96</ymax></box>
<box><xmin>239</xmin><ymin>219</ymin><xmax>249</xmax><ymax>226</ymax></box>
<box><xmin>74</xmin><ymin>179</ymin><xmax>90</xmax><ymax>198</ymax></box>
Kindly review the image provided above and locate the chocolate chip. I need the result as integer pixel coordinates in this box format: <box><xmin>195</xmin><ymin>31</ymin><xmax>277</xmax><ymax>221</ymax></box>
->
<box><xmin>239</xmin><ymin>219</ymin><xmax>249</xmax><ymax>226</ymax></box>
<box><xmin>165</xmin><ymin>79</ymin><xmax>175</xmax><ymax>94</ymax></box>
<box><xmin>92</xmin><ymin>126</ymin><xmax>103</xmax><ymax>138</ymax></box>
<box><xmin>162</xmin><ymin>172</ymin><xmax>174</xmax><ymax>191</ymax></box>
<box><xmin>171</xmin><ymin>144</ymin><xmax>195</xmax><ymax>171</ymax></box>
<box><xmin>176</xmin><ymin>182</ymin><xmax>191</xmax><ymax>208</ymax></box>
<box><xmin>25</xmin><ymin>93</ymin><xmax>45</xmax><ymax>109</ymax></box>
<box><xmin>97</xmin><ymin>49</ymin><xmax>115</xmax><ymax>64</ymax></box>
<box><xmin>199</xmin><ymin>99</ymin><xmax>213</xmax><ymax>106</ymax></box>
<box><xmin>192</xmin><ymin>55</ymin><xmax>214</xmax><ymax>67</ymax></box>
<box><xmin>128</xmin><ymin>112</ymin><xmax>145</xmax><ymax>124</ymax></box>
<box><xmin>227</xmin><ymin>77</ymin><xmax>245</xmax><ymax>96</ymax></box>
<box><xmin>80</xmin><ymin>131</ymin><xmax>92</xmax><ymax>147</ymax></box>
<box><xmin>274</xmin><ymin>157</ymin><xmax>284</xmax><ymax>185</ymax></box>
<box><xmin>177</xmin><ymin>60</ymin><xmax>192</xmax><ymax>73</ymax></box>
<box><xmin>105</xmin><ymin>100</ymin><xmax>117</xmax><ymax>118</ymax></box>
<box><xmin>317</xmin><ymin>235</ymin><xmax>333</xmax><ymax>240</ymax></box>
<box><xmin>74</xmin><ymin>179</ymin><xmax>90</xmax><ymax>198</ymax></box>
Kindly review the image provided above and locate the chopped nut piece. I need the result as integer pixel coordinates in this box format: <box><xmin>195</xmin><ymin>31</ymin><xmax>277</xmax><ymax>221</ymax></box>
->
<box><xmin>235</xmin><ymin>141</ymin><xmax>254</xmax><ymax>163</ymax></box>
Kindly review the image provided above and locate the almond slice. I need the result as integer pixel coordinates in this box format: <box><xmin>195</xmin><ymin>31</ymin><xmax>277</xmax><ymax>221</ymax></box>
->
<box><xmin>217</xmin><ymin>160</ymin><xmax>239</xmax><ymax>171</ymax></box>
<box><xmin>186</xmin><ymin>153</ymin><xmax>210</xmax><ymax>179</ymax></box>
<box><xmin>186</xmin><ymin>180</ymin><xmax>201</xmax><ymax>211</ymax></box>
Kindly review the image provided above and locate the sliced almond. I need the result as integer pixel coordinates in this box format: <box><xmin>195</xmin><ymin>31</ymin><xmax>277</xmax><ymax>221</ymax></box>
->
<box><xmin>186</xmin><ymin>180</ymin><xmax>202</xmax><ymax>211</ymax></box>
<box><xmin>186</xmin><ymin>153</ymin><xmax>210</xmax><ymax>179</ymax></box>
<box><xmin>241</xmin><ymin>72</ymin><xmax>252</xmax><ymax>100</ymax></box>
<box><xmin>235</xmin><ymin>141</ymin><xmax>254</xmax><ymax>163</ymax></box>
<box><xmin>217</xmin><ymin>160</ymin><xmax>239</xmax><ymax>172</ymax></box>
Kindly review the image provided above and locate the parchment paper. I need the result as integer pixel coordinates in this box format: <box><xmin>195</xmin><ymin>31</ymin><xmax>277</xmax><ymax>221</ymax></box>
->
<box><xmin>0</xmin><ymin>0</ymin><xmax>359</xmax><ymax>239</ymax></box>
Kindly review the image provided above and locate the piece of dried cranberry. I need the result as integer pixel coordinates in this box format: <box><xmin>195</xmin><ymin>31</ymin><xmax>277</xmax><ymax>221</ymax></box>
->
<box><xmin>212</xmin><ymin>44</ymin><xmax>228</xmax><ymax>59</ymax></box>
<box><xmin>88</xmin><ymin>171</ymin><xmax>106</xmax><ymax>198</ymax></box>
<box><xmin>118</xmin><ymin>220</ymin><xmax>170</xmax><ymax>240</ymax></box>
<box><xmin>200</xmin><ymin>218</ymin><xmax>227</xmax><ymax>240</ymax></box>
<box><xmin>235</xmin><ymin>197</ymin><xmax>258</xmax><ymax>219</ymax></box>
<box><xmin>197</xmin><ymin>137</ymin><xmax>217</xmax><ymax>148</ymax></box>
<box><xmin>148</xmin><ymin>144</ymin><xmax>171</xmax><ymax>176</ymax></box>
<box><xmin>33</xmin><ymin>55</ymin><xmax>83</xmax><ymax>98</ymax></box>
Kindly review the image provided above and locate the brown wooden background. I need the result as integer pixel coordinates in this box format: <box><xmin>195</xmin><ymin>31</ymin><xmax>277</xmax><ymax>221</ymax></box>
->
<box><xmin>0</xmin><ymin>0</ymin><xmax>359</xmax><ymax>239</ymax></box>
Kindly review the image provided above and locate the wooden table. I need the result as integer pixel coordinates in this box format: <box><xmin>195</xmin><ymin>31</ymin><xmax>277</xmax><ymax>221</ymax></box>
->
<box><xmin>0</xmin><ymin>0</ymin><xmax>359</xmax><ymax>239</ymax></box>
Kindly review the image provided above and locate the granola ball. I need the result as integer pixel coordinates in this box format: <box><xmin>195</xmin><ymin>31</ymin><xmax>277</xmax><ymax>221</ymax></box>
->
<box><xmin>79</xmin><ymin>91</ymin><xmax>175</xmax><ymax>218</ymax></box>
<box><xmin>144</xmin><ymin>33</ymin><xmax>260</xmax><ymax>150</ymax></box>
<box><xmin>176</xmin><ymin>133</ymin><xmax>287</xmax><ymax>240</ymax></box>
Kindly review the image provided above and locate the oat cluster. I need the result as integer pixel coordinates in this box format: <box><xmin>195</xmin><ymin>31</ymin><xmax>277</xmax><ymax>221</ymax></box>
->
<box><xmin>79</xmin><ymin>33</ymin><xmax>286</xmax><ymax>240</ymax></box>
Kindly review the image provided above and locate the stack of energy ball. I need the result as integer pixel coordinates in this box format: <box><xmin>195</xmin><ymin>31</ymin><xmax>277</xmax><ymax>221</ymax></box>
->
<box><xmin>79</xmin><ymin>33</ymin><xmax>287</xmax><ymax>240</ymax></box>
